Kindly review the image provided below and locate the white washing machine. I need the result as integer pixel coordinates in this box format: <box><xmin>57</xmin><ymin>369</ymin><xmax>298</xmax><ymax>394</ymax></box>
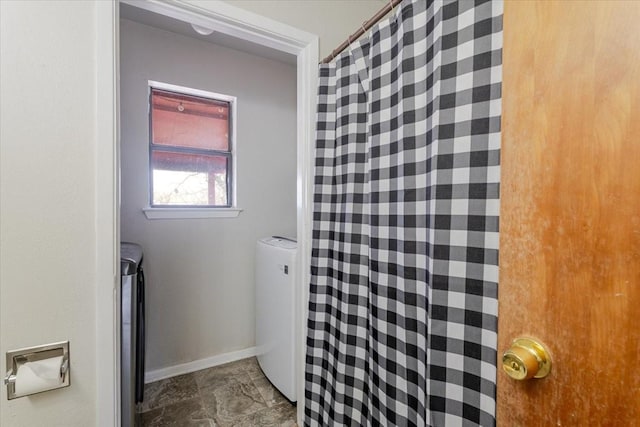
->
<box><xmin>255</xmin><ymin>236</ymin><xmax>297</xmax><ymax>402</ymax></box>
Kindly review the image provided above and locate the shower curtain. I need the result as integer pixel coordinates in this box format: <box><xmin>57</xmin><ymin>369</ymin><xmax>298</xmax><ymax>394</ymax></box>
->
<box><xmin>305</xmin><ymin>0</ymin><xmax>502</xmax><ymax>426</ymax></box>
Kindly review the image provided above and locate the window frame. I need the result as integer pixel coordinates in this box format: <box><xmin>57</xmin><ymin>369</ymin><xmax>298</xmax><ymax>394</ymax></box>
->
<box><xmin>146</xmin><ymin>81</ymin><xmax>239</xmax><ymax>216</ymax></box>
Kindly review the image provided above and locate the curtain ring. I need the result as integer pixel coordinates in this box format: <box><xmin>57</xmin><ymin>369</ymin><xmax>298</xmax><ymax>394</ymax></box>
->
<box><xmin>361</xmin><ymin>21</ymin><xmax>367</xmax><ymax>35</ymax></box>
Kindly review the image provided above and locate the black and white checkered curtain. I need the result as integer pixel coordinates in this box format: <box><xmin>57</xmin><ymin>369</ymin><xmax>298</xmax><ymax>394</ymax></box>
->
<box><xmin>306</xmin><ymin>1</ymin><xmax>502</xmax><ymax>426</ymax></box>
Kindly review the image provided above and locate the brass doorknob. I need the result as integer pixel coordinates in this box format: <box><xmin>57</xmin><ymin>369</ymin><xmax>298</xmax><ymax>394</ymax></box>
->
<box><xmin>502</xmin><ymin>337</ymin><xmax>552</xmax><ymax>380</ymax></box>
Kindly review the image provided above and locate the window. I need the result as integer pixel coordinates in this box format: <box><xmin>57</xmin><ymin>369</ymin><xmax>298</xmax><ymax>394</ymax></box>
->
<box><xmin>148</xmin><ymin>83</ymin><xmax>235</xmax><ymax>210</ymax></box>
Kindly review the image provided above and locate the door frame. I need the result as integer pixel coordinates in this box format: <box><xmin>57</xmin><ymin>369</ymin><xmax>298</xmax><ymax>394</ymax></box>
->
<box><xmin>95</xmin><ymin>1</ymin><xmax>319</xmax><ymax>424</ymax></box>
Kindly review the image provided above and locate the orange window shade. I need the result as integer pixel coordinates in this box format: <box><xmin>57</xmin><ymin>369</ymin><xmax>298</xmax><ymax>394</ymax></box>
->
<box><xmin>151</xmin><ymin>89</ymin><xmax>229</xmax><ymax>151</ymax></box>
<box><xmin>151</xmin><ymin>151</ymin><xmax>227</xmax><ymax>173</ymax></box>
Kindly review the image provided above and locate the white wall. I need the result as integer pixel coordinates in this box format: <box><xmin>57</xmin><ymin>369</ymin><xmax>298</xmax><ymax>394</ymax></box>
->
<box><xmin>120</xmin><ymin>19</ymin><xmax>297</xmax><ymax>372</ymax></box>
<box><xmin>223</xmin><ymin>0</ymin><xmax>386</xmax><ymax>58</ymax></box>
<box><xmin>0</xmin><ymin>1</ymin><xmax>97</xmax><ymax>426</ymax></box>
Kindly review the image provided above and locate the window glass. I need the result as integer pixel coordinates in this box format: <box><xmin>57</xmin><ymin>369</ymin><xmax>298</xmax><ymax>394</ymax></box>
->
<box><xmin>151</xmin><ymin>152</ymin><xmax>228</xmax><ymax>206</ymax></box>
<box><xmin>149</xmin><ymin>86</ymin><xmax>233</xmax><ymax>207</ymax></box>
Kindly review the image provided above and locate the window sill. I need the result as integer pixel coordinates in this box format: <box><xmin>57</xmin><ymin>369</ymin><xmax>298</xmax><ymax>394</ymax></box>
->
<box><xmin>143</xmin><ymin>207</ymin><xmax>243</xmax><ymax>220</ymax></box>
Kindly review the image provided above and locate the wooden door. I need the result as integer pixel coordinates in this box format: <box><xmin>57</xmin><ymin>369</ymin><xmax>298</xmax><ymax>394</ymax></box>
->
<box><xmin>498</xmin><ymin>1</ymin><xmax>640</xmax><ymax>425</ymax></box>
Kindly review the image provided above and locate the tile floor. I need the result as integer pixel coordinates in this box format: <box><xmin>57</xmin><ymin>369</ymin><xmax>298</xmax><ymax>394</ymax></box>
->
<box><xmin>137</xmin><ymin>357</ymin><xmax>297</xmax><ymax>426</ymax></box>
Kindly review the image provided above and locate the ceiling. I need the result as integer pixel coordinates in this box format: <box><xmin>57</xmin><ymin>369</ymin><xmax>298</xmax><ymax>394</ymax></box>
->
<box><xmin>119</xmin><ymin>3</ymin><xmax>297</xmax><ymax>65</ymax></box>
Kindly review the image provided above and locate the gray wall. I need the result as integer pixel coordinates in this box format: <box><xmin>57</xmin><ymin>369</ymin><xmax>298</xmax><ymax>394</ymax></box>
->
<box><xmin>120</xmin><ymin>19</ymin><xmax>297</xmax><ymax>372</ymax></box>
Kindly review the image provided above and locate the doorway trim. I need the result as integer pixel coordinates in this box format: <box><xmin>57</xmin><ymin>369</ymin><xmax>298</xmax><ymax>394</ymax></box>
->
<box><xmin>96</xmin><ymin>1</ymin><xmax>319</xmax><ymax>424</ymax></box>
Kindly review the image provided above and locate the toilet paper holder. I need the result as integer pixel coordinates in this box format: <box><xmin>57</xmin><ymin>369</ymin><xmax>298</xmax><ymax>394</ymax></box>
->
<box><xmin>4</xmin><ymin>341</ymin><xmax>70</xmax><ymax>400</ymax></box>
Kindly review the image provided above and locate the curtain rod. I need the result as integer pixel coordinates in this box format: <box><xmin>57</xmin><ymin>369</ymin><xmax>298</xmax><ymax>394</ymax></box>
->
<box><xmin>321</xmin><ymin>0</ymin><xmax>404</xmax><ymax>64</ymax></box>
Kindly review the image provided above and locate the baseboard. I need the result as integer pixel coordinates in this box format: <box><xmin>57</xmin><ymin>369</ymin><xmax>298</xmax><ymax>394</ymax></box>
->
<box><xmin>144</xmin><ymin>347</ymin><xmax>257</xmax><ymax>384</ymax></box>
